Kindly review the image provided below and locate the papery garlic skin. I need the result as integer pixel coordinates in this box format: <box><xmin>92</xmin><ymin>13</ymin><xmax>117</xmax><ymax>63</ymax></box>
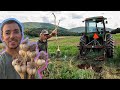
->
<box><xmin>14</xmin><ymin>65</ymin><xmax>22</xmax><ymax>73</ymax></box>
<box><xmin>29</xmin><ymin>44</ymin><xmax>36</xmax><ymax>51</ymax></box>
<box><xmin>27</xmin><ymin>62</ymin><xmax>31</xmax><ymax>68</ymax></box>
<box><xmin>19</xmin><ymin>50</ymin><xmax>26</xmax><ymax>57</ymax></box>
<box><xmin>32</xmin><ymin>68</ymin><xmax>37</xmax><ymax>75</ymax></box>
<box><xmin>21</xmin><ymin>65</ymin><xmax>27</xmax><ymax>73</ymax></box>
<box><xmin>27</xmin><ymin>68</ymin><xmax>33</xmax><ymax>75</ymax></box>
<box><xmin>27</xmin><ymin>51</ymin><xmax>36</xmax><ymax>58</ymax></box>
<box><xmin>12</xmin><ymin>59</ymin><xmax>18</xmax><ymax>66</ymax></box>
<box><xmin>35</xmin><ymin>59</ymin><xmax>45</xmax><ymax>66</ymax></box>
<box><xmin>20</xmin><ymin>44</ymin><xmax>29</xmax><ymax>51</ymax></box>
<box><xmin>27</xmin><ymin>68</ymin><xmax>37</xmax><ymax>75</ymax></box>
<box><xmin>27</xmin><ymin>62</ymin><xmax>37</xmax><ymax>75</ymax></box>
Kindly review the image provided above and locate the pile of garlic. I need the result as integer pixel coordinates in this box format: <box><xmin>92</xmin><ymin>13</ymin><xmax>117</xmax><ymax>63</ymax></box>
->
<box><xmin>12</xmin><ymin>37</ymin><xmax>46</xmax><ymax>79</ymax></box>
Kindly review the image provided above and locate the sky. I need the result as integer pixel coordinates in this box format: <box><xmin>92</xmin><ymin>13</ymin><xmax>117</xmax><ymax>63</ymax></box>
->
<box><xmin>0</xmin><ymin>11</ymin><xmax>120</xmax><ymax>29</ymax></box>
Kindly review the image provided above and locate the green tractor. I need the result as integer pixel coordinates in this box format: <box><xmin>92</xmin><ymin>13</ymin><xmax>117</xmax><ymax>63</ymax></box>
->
<box><xmin>78</xmin><ymin>16</ymin><xmax>114</xmax><ymax>60</ymax></box>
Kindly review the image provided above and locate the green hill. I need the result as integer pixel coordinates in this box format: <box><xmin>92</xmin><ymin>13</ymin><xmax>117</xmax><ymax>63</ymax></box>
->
<box><xmin>23</xmin><ymin>22</ymin><xmax>62</xmax><ymax>30</ymax></box>
<box><xmin>23</xmin><ymin>22</ymin><xmax>68</xmax><ymax>31</ymax></box>
<box><xmin>23</xmin><ymin>22</ymin><xmax>81</xmax><ymax>37</ymax></box>
<box><xmin>68</xmin><ymin>27</ymin><xmax>113</xmax><ymax>33</ymax></box>
<box><xmin>68</xmin><ymin>27</ymin><xmax>85</xmax><ymax>33</ymax></box>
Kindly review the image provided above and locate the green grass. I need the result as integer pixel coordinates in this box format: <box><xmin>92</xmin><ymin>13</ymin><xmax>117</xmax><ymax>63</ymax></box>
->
<box><xmin>1</xmin><ymin>34</ymin><xmax>120</xmax><ymax>79</ymax></box>
<box><xmin>47</xmin><ymin>36</ymin><xmax>80</xmax><ymax>58</ymax></box>
<box><xmin>43</xmin><ymin>60</ymin><xmax>95</xmax><ymax>79</ymax></box>
<box><xmin>113</xmin><ymin>33</ymin><xmax>120</xmax><ymax>40</ymax></box>
<box><xmin>44</xmin><ymin>34</ymin><xmax>120</xmax><ymax>79</ymax></box>
<box><xmin>104</xmin><ymin>46</ymin><xmax>120</xmax><ymax>68</ymax></box>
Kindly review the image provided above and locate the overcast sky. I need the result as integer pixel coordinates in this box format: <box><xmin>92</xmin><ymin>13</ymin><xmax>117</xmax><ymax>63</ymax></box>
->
<box><xmin>0</xmin><ymin>11</ymin><xmax>120</xmax><ymax>29</ymax></box>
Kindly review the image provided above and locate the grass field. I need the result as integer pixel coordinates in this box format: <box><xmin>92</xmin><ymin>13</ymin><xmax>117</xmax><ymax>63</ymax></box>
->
<box><xmin>1</xmin><ymin>34</ymin><xmax>120</xmax><ymax>79</ymax></box>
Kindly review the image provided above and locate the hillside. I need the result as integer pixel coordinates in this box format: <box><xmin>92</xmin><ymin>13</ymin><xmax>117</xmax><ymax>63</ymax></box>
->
<box><xmin>23</xmin><ymin>22</ymin><xmax>67</xmax><ymax>30</ymax></box>
<box><xmin>68</xmin><ymin>27</ymin><xmax>113</xmax><ymax>33</ymax></box>
<box><xmin>23</xmin><ymin>22</ymin><xmax>81</xmax><ymax>37</ymax></box>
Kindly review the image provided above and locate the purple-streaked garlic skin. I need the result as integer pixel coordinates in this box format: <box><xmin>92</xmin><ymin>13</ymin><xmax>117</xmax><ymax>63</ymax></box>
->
<box><xmin>29</xmin><ymin>44</ymin><xmax>36</xmax><ymax>52</ymax></box>
<box><xmin>38</xmin><ymin>51</ymin><xmax>48</xmax><ymax>60</ymax></box>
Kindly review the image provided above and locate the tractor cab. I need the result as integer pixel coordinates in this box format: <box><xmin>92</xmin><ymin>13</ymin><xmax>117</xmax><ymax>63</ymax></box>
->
<box><xmin>83</xmin><ymin>16</ymin><xmax>108</xmax><ymax>45</ymax></box>
<box><xmin>85</xmin><ymin>16</ymin><xmax>107</xmax><ymax>34</ymax></box>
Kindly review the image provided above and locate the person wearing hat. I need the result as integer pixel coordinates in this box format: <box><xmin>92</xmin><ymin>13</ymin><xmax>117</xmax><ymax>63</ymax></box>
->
<box><xmin>37</xmin><ymin>29</ymin><xmax>57</xmax><ymax>53</ymax></box>
<box><xmin>0</xmin><ymin>18</ymin><xmax>24</xmax><ymax>79</ymax></box>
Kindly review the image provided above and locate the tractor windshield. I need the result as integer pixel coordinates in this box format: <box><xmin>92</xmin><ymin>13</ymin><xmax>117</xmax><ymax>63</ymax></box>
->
<box><xmin>86</xmin><ymin>21</ymin><xmax>104</xmax><ymax>33</ymax></box>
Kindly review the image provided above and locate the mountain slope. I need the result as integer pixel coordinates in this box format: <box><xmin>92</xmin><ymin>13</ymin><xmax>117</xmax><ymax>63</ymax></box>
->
<box><xmin>68</xmin><ymin>27</ymin><xmax>113</xmax><ymax>33</ymax></box>
<box><xmin>23</xmin><ymin>22</ymin><xmax>67</xmax><ymax>30</ymax></box>
<box><xmin>23</xmin><ymin>22</ymin><xmax>81</xmax><ymax>37</ymax></box>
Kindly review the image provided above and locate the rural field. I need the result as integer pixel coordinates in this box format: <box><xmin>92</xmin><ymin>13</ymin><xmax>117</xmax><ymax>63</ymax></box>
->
<box><xmin>1</xmin><ymin>34</ymin><xmax>120</xmax><ymax>79</ymax></box>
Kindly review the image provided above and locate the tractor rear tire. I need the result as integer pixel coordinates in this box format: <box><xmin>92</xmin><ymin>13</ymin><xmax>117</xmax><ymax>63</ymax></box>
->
<box><xmin>106</xmin><ymin>34</ymin><xmax>114</xmax><ymax>58</ymax></box>
<box><xmin>79</xmin><ymin>35</ymin><xmax>87</xmax><ymax>56</ymax></box>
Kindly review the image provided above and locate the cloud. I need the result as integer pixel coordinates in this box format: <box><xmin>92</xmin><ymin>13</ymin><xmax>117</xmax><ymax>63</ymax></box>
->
<box><xmin>42</xmin><ymin>16</ymin><xmax>50</xmax><ymax>23</ymax></box>
<box><xmin>0</xmin><ymin>11</ymin><xmax>120</xmax><ymax>29</ymax></box>
<box><xmin>71</xmin><ymin>13</ymin><xmax>83</xmax><ymax>19</ymax></box>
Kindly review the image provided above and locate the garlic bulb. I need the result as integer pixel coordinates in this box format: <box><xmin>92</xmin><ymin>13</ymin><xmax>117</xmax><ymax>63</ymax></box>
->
<box><xmin>29</xmin><ymin>44</ymin><xmax>36</xmax><ymax>52</ymax></box>
<box><xmin>27</xmin><ymin>68</ymin><xmax>37</xmax><ymax>75</ymax></box>
<box><xmin>21</xmin><ymin>64</ymin><xmax>27</xmax><ymax>73</ymax></box>
<box><xmin>27</xmin><ymin>51</ymin><xmax>36</xmax><ymax>58</ymax></box>
<box><xmin>20</xmin><ymin>44</ymin><xmax>29</xmax><ymax>51</ymax></box>
<box><xmin>26</xmin><ymin>57</ymin><xmax>31</xmax><ymax>62</ymax></box>
<box><xmin>57</xmin><ymin>46</ymin><xmax>60</xmax><ymax>52</ymax></box>
<box><xmin>14</xmin><ymin>65</ymin><xmax>22</xmax><ymax>73</ymax></box>
<box><xmin>39</xmin><ymin>51</ymin><xmax>47</xmax><ymax>60</ymax></box>
<box><xmin>19</xmin><ymin>50</ymin><xmax>26</xmax><ymax>57</ymax></box>
<box><xmin>12</xmin><ymin>59</ymin><xmax>18</xmax><ymax>66</ymax></box>
<box><xmin>32</xmin><ymin>68</ymin><xmax>37</xmax><ymax>74</ymax></box>
<box><xmin>27</xmin><ymin>68</ymin><xmax>33</xmax><ymax>75</ymax></box>
<box><xmin>27</xmin><ymin>62</ymin><xmax>37</xmax><ymax>75</ymax></box>
<box><xmin>12</xmin><ymin>58</ymin><xmax>22</xmax><ymax>65</ymax></box>
<box><xmin>35</xmin><ymin>59</ymin><xmax>45</xmax><ymax>66</ymax></box>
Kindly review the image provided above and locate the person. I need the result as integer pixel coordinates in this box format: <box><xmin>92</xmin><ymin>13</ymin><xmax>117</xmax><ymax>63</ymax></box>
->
<box><xmin>0</xmin><ymin>18</ymin><xmax>55</xmax><ymax>79</ymax></box>
<box><xmin>0</xmin><ymin>18</ymin><xmax>24</xmax><ymax>79</ymax></box>
<box><xmin>37</xmin><ymin>29</ymin><xmax>57</xmax><ymax>53</ymax></box>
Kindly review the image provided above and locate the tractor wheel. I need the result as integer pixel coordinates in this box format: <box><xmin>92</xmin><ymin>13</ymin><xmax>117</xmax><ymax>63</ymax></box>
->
<box><xmin>79</xmin><ymin>35</ymin><xmax>87</xmax><ymax>56</ymax></box>
<box><xmin>106</xmin><ymin>34</ymin><xmax>114</xmax><ymax>58</ymax></box>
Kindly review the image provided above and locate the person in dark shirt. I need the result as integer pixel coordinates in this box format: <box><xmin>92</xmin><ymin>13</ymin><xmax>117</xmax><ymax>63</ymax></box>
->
<box><xmin>37</xmin><ymin>29</ymin><xmax>57</xmax><ymax>53</ymax></box>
